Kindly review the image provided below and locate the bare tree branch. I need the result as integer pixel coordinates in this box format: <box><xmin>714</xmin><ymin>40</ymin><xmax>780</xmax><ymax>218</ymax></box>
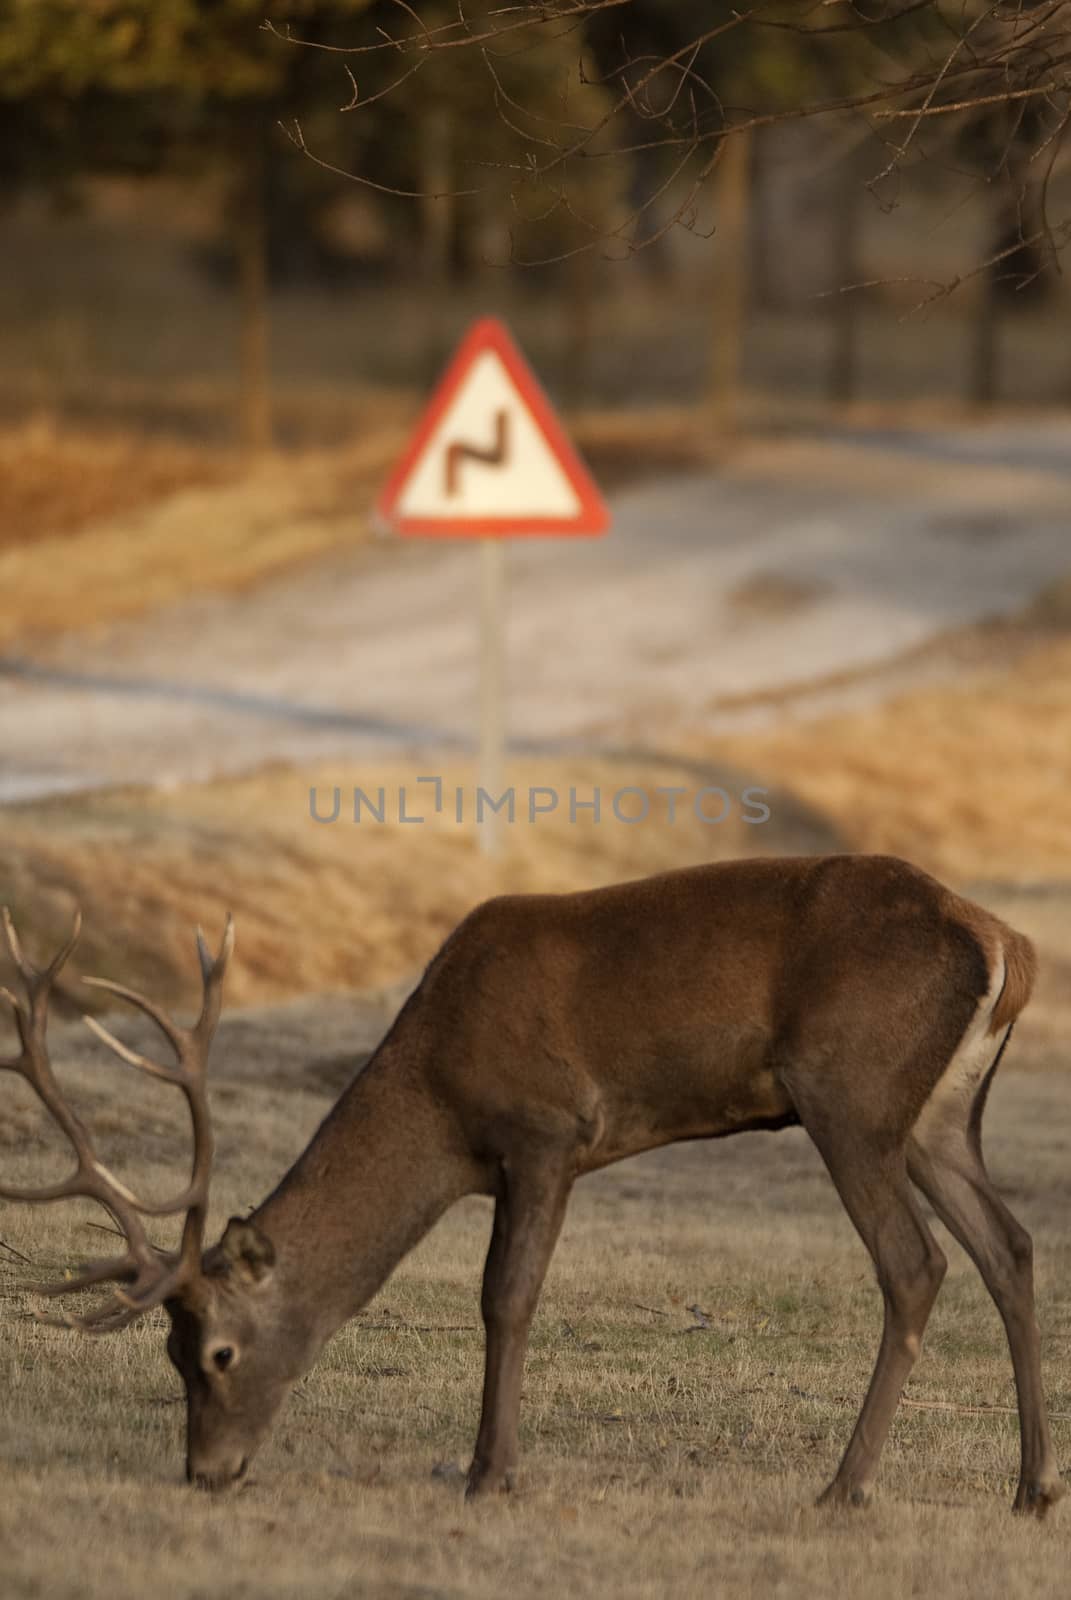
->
<box><xmin>276</xmin><ymin>1</ymin><xmax>1071</xmax><ymax>280</ymax></box>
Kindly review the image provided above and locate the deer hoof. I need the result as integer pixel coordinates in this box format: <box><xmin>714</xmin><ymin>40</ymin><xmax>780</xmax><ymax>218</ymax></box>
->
<box><xmin>465</xmin><ymin>1463</ymin><xmax>515</xmax><ymax>1501</ymax></box>
<box><xmin>816</xmin><ymin>1479</ymin><xmax>871</xmax><ymax>1511</ymax></box>
<box><xmin>1013</xmin><ymin>1477</ymin><xmax>1065</xmax><ymax>1519</ymax></box>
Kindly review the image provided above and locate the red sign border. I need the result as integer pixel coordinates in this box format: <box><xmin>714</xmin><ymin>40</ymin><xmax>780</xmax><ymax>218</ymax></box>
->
<box><xmin>376</xmin><ymin>317</ymin><xmax>610</xmax><ymax>538</ymax></box>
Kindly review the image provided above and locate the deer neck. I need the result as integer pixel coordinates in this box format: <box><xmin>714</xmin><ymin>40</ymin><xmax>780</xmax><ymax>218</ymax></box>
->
<box><xmin>251</xmin><ymin>1021</ymin><xmax>476</xmax><ymax>1346</ymax></box>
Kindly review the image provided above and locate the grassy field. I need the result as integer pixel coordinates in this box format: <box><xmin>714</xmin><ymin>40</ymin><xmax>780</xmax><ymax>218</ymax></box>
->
<box><xmin>1</xmin><ymin>999</ymin><xmax>1069</xmax><ymax>1600</ymax></box>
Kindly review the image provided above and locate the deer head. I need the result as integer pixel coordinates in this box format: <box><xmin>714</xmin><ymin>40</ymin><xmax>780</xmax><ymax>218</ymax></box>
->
<box><xmin>164</xmin><ymin>1213</ymin><xmax>295</xmax><ymax>1490</ymax></box>
<box><xmin>0</xmin><ymin>909</ymin><xmax>298</xmax><ymax>1490</ymax></box>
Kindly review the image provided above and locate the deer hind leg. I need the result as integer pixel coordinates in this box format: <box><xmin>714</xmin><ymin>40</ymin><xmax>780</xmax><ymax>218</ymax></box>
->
<box><xmin>466</xmin><ymin>1153</ymin><xmax>572</xmax><ymax>1500</ymax></box>
<box><xmin>799</xmin><ymin>1121</ymin><xmax>947</xmax><ymax>1509</ymax></box>
<box><xmin>908</xmin><ymin>1040</ymin><xmax>1064</xmax><ymax>1518</ymax></box>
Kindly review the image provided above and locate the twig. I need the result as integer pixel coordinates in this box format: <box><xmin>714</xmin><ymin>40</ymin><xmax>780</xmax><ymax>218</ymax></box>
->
<box><xmin>365</xmin><ymin>1320</ymin><xmax>477</xmax><ymax>1333</ymax></box>
<box><xmin>901</xmin><ymin>1397</ymin><xmax>1071</xmax><ymax>1421</ymax></box>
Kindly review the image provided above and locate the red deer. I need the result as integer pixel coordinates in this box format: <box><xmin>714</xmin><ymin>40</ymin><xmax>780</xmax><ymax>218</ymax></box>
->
<box><xmin>0</xmin><ymin>855</ymin><xmax>1063</xmax><ymax>1514</ymax></box>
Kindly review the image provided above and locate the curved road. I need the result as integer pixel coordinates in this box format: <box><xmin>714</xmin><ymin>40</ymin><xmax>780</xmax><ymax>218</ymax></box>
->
<box><xmin>2</xmin><ymin>423</ymin><xmax>1069</xmax><ymax>802</ymax></box>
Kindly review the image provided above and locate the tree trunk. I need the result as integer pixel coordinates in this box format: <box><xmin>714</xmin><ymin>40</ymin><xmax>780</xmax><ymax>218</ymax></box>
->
<box><xmin>235</xmin><ymin>128</ymin><xmax>272</xmax><ymax>452</ymax></box>
<box><xmin>708</xmin><ymin>125</ymin><xmax>753</xmax><ymax>432</ymax></box>
<box><xmin>970</xmin><ymin>269</ymin><xmax>998</xmax><ymax>410</ymax></box>
<box><xmin>562</xmin><ymin>249</ymin><xmax>595</xmax><ymax>409</ymax></box>
<box><xmin>828</xmin><ymin>150</ymin><xmax>864</xmax><ymax>406</ymax></box>
<box><xmin>746</xmin><ymin>127</ymin><xmax>774</xmax><ymax>314</ymax></box>
<box><xmin>421</xmin><ymin>105</ymin><xmax>454</xmax><ymax>382</ymax></box>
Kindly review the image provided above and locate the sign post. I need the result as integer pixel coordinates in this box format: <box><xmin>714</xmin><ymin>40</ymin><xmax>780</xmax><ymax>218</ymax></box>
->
<box><xmin>377</xmin><ymin>317</ymin><xmax>610</xmax><ymax>855</ymax></box>
<box><xmin>479</xmin><ymin>538</ymin><xmax>506</xmax><ymax>856</ymax></box>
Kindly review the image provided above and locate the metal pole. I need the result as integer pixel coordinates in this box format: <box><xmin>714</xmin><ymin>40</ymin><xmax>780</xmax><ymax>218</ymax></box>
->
<box><xmin>478</xmin><ymin>537</ymin><xmax>506</xmax><ymax>856</ymax></box>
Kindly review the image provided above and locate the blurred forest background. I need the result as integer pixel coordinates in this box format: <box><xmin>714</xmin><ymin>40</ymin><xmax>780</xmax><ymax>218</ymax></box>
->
<box><xmin>4</xmin><ymin>0</ymin><xmax>1071</xmax><ymax>464</ymax></box>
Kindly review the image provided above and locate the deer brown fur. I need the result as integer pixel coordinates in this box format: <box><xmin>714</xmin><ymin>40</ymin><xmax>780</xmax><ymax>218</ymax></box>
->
<box><xmin>1</xmin><ymin>853</ymin><xmax>1064</xmax><ymax>1515</ymax></box>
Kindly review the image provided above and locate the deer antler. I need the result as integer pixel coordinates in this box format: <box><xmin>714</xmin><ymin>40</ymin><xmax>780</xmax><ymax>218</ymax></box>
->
<box><xmin>0</xmin><ymin>908</ymin><xmax>234</xmax><ymax>1333</ymax></box>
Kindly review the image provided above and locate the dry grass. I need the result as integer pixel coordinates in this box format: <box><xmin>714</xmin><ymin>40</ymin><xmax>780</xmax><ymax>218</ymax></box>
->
<box><xmin>3</xmin><ymin>742</ymin><xmax>1068</xmax><ymax>1046</ymax></box>
<box><xmin>0</xmin><ymin>753</ymin><xmax>815</xmax><ymax>1015</ymax></box>
<box><xmin>1</xmin><ymin>1004</ymin><xmax>1069</xmax><ymax>1600</ymax></box>
<box><xmin>710</xmin><ymin>634</ymin><xmax>1071</xmax><ymax>885</ymax></box>
<box><xmin>0</xmin><ymin>417</ymin><xmax>409</xmax><ymax>650</ymax></box>
<box><xmin>0</xmin><ymin>408</ymin><xmax>713</xmax><ymax>650</ymax></box>
<box><xmin>0</xmin><ymin>419</ymin><xmax>239</xmax><ymax>550</ymax></box>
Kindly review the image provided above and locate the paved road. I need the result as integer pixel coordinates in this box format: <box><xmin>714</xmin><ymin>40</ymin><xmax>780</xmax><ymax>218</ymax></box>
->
<box><xmin>819</xmin><ymin>416</ymin><xmax>1071</xmax><ymax>477</ymax></box>
<box><xmin>3</xmin><ymin>426</ymin><xmax>1070</xmax><ymax>801</ymax></box>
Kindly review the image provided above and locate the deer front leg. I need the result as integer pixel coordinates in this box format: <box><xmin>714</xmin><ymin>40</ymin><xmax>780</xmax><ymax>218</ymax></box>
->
<box><xmin>466</xmin><ymin>1157</ymin><xmax>571</xmax><ymax>1500</ymax></box>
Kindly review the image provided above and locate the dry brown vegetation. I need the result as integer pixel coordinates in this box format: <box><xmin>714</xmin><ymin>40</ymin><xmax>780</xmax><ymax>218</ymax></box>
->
<box><xmin>0</xmin><ymin>420</ymin><xmax>240</xmax><ymax>550</ymax></box>
<box><xmin>0</xmin><ymin>413</ymin><xmax>407</xmax><ymax>649</ymax></box>
<box><xmin>0</xmin><ymin>409</ymin><xmax>716</xmax><ymax>648</ymax></box>
<box><xmin>713</xmin><ymin>634</ymin><xmax>1071</xmax><ymax>885</ymax></box>
<box><xmin>5</xmin><ymin>637</ymin><xmax>1070</xmax><ymax>1044</ymax></box>
<box><xmin>0</xmin><ymin>754</ymin><xmax>808</xmax><ymax>1015</ymax></box>
<box><xmin>1</xmin><ymin>1001</ymin><xmax>1069</xmax><ymax>1600</ymax></box>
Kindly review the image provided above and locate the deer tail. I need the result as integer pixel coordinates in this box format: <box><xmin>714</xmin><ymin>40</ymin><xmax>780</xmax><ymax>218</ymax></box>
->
<box><xmin>988</xmin><ymin>926</ymin><xmax>1038</xmax><ymax>1036</ymax></box>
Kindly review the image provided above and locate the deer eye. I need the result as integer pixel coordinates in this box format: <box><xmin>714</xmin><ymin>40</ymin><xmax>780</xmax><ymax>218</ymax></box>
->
<box><xmin>212</xmin><ymin>1345</ymin><xmax>235</xmax><ymax>1372</ymax></box>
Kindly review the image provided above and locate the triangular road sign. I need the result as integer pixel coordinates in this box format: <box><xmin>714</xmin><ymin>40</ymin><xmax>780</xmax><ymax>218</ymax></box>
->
<box><xmin>376</xmin><ymin>318</ymin><xmax>610</xmax><ymax>537</ymax></box>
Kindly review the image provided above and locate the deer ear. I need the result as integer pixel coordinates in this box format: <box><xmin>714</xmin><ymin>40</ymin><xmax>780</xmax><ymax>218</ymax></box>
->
<box><xmin>219</xmin><ymin>1217</ymin><xmax>276</xmax><ymax>1285</ymax></box>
